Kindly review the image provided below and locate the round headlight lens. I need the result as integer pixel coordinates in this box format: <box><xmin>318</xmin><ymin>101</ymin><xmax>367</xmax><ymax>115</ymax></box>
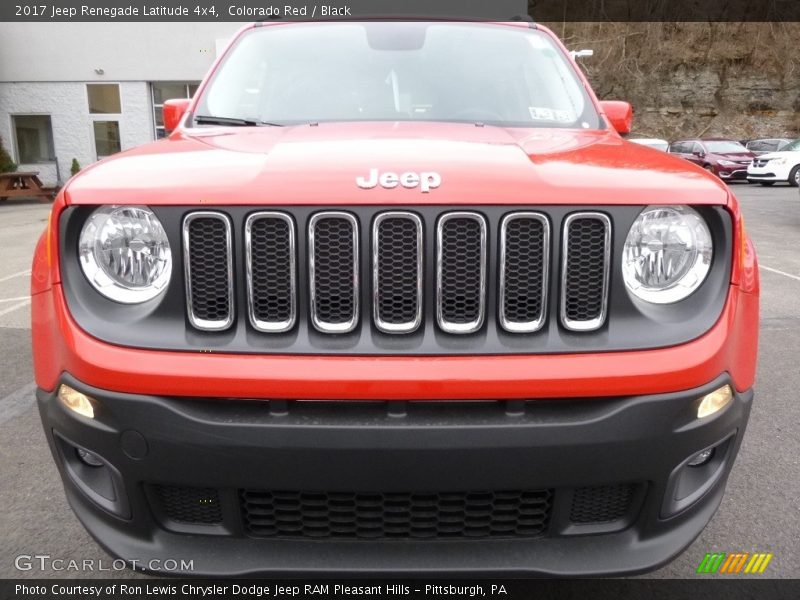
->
<box><xmin>622</xmin><ymin>205</ymin><xmax>712</xmax><ymax>304</ymax></box>
<box><xmin>79</xmin><ymin>205</ymin><xmax>172</xmax><ymax>303</ymax></box>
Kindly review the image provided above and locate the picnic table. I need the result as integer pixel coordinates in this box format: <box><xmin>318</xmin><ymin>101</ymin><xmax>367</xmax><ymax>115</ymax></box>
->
<box><xmin>0</xmin><ymin>171</ymin><xmax>55</xmax><ymax>202</ymax></box>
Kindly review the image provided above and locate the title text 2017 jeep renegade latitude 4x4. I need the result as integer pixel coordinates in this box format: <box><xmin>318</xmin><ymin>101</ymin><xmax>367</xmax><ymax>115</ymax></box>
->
<box><xmin>32</xmin><ymin>20</ymin><xmax>759</xmax><ymax>576</ymax></box>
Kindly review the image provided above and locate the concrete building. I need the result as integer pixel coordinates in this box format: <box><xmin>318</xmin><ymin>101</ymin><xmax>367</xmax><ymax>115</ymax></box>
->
<box><xmin>0</xmin><ymin>22</ymin><xmax>243</xmax><ymax>186</ymax></box>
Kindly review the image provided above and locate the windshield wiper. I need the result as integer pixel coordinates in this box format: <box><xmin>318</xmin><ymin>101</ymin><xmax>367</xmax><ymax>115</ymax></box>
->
<box><xmin>194</xmin><ymin>115</ymin><xmax>283</xmax><ymax>127</ymax></box>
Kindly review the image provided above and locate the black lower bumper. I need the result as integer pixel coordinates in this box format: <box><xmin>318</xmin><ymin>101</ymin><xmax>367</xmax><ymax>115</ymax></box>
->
<box><xmin>37</xmin><ymin>374</ymin><xmax>752</xmax><ymax>577</ymax></box>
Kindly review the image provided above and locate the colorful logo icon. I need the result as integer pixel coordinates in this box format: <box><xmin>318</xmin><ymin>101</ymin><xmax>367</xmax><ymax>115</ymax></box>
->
<box><xmin>697</xmin><ymin>552</ymin><xmax>773</xmax><ymax>574</ymax></box>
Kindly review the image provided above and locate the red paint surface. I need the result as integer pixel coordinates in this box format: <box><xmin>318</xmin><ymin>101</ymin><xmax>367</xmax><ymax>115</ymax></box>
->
<box><xmin>30</xmin><ymin>20</ymin><xmax>759</xmax><ymax>401</ymax></box>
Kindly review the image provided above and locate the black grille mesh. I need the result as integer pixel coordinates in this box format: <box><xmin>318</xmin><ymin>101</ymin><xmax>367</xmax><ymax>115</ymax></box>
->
<box><xmin>502</xmin><ymin>217</ymin><xmax>546</xmax><ymax>326</ymax></box>
<box><xmin>439</xmin><ymin>217</ymin><xmax>484</xmax><ymax>327</ymax></box>
<box><xmin>249</xmin><ymin>217</ymin><xmax>294</xmax><ymax>325</ymax></box>
<box><xmin>312</xmin><ymin>217</ymin><xmax>356</xmax><ymax>326</ymax></box>
<box><xmin>153</xmin><ymin>485</ymin><xmax>223</xmax><ymax>524</ymax></box>
<box><xmin>563</xmin><ymin>217</ymin><xmax>608</xmax><ymax>324</ymax></box>
<box><xmin>569</xmin><ymin>484</ymin><xmax>636</xmax><ymax>524</ymax></box>
<box><xmin>240</xmin><ymin>488</ymin><xmax>553</xmax><ymax>539</ymax></box>
<box><xmin>187</xmin><ymin>217</ymin><xmax>231</xmax><ymax>324</ymax></box>
<box><xmin>376</xmin><ymin>217</ymin><xmax>420</xmax><ymax>327</ymax></box>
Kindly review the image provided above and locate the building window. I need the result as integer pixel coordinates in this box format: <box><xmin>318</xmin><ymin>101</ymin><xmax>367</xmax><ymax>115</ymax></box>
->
<box><xmin>151</xmin><ymin>82</ymin><xmax>200</xmax><ymax>139</ymax></box>
<box><xmin>12</xmin><ymin>115</ymin><xmax>55</xmax><ymax>164</ymax></box>
<box><xmin>87</xmin><ymin>84</ymin><xmax>122</xmax><ymax>114</ymax></box>
<box><xmin>94</xmin><ymin>121</ymin><xmax>121</xmax><ymax>159</ymax></box>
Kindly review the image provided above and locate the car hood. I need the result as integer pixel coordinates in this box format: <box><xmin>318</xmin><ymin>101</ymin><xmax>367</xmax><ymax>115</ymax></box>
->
<box><xmin>713</xmin><ymin>153</ymin><xmax>755</xmax><ymax>162</ymax></box>
<box><xmin>66</xmin><ymin>122</ymin><xmax>729</xmax><ymax>206</ymax></box>
<box><xmin>757</xmin><ymin>151</ymin><xmax>800</xmax><ymax>160</ymax></box>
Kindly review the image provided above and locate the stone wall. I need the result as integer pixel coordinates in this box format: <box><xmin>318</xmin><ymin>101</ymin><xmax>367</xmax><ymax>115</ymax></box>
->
<box><xmin>553</xmin><ymin>22</ymin><xmax>800</xmax><ymax>141</ymax></box>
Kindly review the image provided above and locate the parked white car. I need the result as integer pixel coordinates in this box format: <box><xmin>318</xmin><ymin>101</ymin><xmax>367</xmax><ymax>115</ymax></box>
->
<box><xmin>628</xmin><ymin>138</ymin><xmax>669</xmax><ymax>152</ymax></box>
<box><xmin>747</xmin><ymin>139</ymin><xmax>800</xmax><ymax>186</ymax></box>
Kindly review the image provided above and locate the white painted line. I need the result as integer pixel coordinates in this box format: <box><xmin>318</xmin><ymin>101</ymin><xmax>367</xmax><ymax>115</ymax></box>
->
<box><xmin>0</xmin><ymin>296</ymin><xmax>30</xmax><ymax>303</ymax></box>
<box><xmin>0</xmin><ymin>298</ymin><xmax>31</xmax><ymax>317</ymax></box>
<box><xmin>0</xmin><ymin>269</ymin><xmax>31</xmax><ymax>283</ymax></box>
<box><xmin>0</xmin><ymin>382</ymin><xmax>37</xmax><ymax>425</ymax></box>
<box><xmin>761</xmin><ymin>265</ymin><xmax>800</xmax><ymax>283</ymax></box>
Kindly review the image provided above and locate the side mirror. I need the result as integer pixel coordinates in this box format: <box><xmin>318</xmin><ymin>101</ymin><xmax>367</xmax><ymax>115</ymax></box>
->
<box><xmin>599</xmin><ymin>100</ymin><xmax>633</xmax><ymax>135</ymax></box>
<box><xmin>163</xmin><ymin>98</ymin><xmax>191</xmax><ymax>133</ymax></box>
<box><xmin>692</xmin><ymin>149</ymin><xmax>706</xmax><ymax>158</ymax></box>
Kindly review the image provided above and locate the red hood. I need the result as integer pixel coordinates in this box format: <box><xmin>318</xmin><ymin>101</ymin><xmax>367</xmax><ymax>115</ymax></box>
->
<box><xmin>66</xmin><ymin>122</ymin><xmax>729</xmax><ymax>206</ymax></box>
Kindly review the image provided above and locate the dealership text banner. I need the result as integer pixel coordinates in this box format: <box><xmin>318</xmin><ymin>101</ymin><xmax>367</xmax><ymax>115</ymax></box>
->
<box><xmin>3</xmin><ymin>0</ymin><xmax>800</xmax><ymax>22</ymax></box>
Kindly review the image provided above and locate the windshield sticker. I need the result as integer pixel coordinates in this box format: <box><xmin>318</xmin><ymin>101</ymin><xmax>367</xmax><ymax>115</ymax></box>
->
<box><xmin>529</xmin><ymin>107</ymin><xmax>575</xmax><ymax>123</ymax></box>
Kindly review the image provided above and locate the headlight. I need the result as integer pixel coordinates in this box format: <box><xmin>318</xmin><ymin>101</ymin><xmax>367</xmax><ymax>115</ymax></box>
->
<box><xmin>772</xmin><ymin>158</ymin><xmax>787</xmax><ymax>166</ymax></box>
<box><xmin>622</xmin><ymin>206</ymin><xmax>712</xmax><ymax>304</ymax></box>
<box><xmin>717</xmin><ymin>160</ymin><xmax>739</xmax><ymax>167</ymax></box>
<box><xmin>79</xmin><ymin>205</ymin><xmax>172</xmax><ymax>303</ymax></box>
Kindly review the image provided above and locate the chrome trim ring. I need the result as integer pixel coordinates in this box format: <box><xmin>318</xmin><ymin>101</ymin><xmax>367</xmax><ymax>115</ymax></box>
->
<box><xmin>372</xmin><ymin>211</ymin><xmax>424</xmax><ymax>334</ymax></box>
<box><xmin>182</xmin><ymin>211</ymin><xmax>234</xmax><ymax>332</ymax></box>
<box><xmin>499</xmin><ymin>212</ymin><xmax>550</xmax><ymax>333</ymax></box>
<box><xmin>308</xmin><ymin>211</ymin><xmax>360</xmax><ymax>334</ymax></box>
<box><xmin>560</xmin><ymin>211</ymin><xmax>611</xmax><ymax>332</ymax></box>
<box><xmin>436</xmin><ymin>211</ymin><xmax>487</xmax><ymax>334</ymax></box>
<box><xmin>245</xmin><ymin>211</ymin><xmax>297</xmax><ymax>333</ymax></box>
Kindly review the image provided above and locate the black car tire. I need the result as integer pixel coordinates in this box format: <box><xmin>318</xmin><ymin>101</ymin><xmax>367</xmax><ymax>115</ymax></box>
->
<box><xmin>789</xmin><ymin>165</ymin><xmax>800</xmax><ymax>187</ymax></box>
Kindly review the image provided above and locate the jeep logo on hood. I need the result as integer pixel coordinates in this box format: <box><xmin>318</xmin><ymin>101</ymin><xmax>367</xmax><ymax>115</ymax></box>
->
<box><xmin>356</xmin><ymin>169</ymin><xmax>442</xmax><ymax>193</ymax></box>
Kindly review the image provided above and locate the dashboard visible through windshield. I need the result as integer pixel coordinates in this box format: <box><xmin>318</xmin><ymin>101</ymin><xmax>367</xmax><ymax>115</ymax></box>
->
<box><xmin>193</xmin><ymin>22</ymin><xmax>601</xmax><ymax>129</ymax></box>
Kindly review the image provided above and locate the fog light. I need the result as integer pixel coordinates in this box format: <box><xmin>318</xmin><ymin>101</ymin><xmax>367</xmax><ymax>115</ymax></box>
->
<box><xmin>697</xmin><ymin>385</ymin><xmax>733</xmax><ymax>419</ymax></box>
<box><xmin>58</xmin><ymin>385</ymin><xmax>95</xmax><ymax>419</ymax></box>
<box><xmin>687</xmin><ymin>448</ymin><xmax>714</xmax><ymax>467</ymax></box>
<box><xmin>76</xmin><ymin>447</ymin><xmax>104</xmax><ymax>467</ymax></box>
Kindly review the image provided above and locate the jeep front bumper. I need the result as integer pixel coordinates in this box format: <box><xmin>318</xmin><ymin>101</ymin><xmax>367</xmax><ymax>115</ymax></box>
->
<box><xmin>38</xmin><ymin>374</ymin><xmax>751</xmax><ymax>577</ymax></box>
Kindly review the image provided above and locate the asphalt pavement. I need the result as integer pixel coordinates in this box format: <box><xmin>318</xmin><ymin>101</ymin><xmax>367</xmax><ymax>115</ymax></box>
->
<box><xmin>0</xmin><ymin>184</ymin><xmax>797</xmax><ymax>579</ymax></box>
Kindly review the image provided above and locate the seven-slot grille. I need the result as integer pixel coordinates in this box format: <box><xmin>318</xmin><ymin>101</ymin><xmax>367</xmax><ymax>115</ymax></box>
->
<box><xmin>182</xmin><ymin>210</ymin><xmax>612</xmax><ymax>336</ymax></box>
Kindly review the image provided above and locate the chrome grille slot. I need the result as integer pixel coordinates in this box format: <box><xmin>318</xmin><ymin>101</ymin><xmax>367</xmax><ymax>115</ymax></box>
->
<box><xmin>309</xmin><ymin>212</ymin><xmax>359</xmax><ymax>333</ymax></box>
<box><xmin>436</xmin><ymin>212</ymin><xmax>487</xmax><ymax>334</ymax></box>
<box><xmin>499</xmin><ymin>213</ymin><xmax>549</xmax><ymax>333</ymax></box>
<box><xmin>245</xmin><ymin>212</ymin><xmax>296</xmax><ymax>333</ymax></box>
<box><xmin>560</xmin><ymin>212</ymin><xmax>611</xmax><ymax>332</ymax></box>
<box><xmin>183</xmin><ymin>212</ymin><xmax>234</xmax><ymax>331</ymax></box>
<box><xmin>373</xmin><ymin>212</ymin><xmax>423</xmax><ymax>333</ymax></box>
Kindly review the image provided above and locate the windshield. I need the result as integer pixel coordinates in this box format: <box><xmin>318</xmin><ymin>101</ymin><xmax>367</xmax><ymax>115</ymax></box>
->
<box><xmin>781</xmin><ymin>139</ymin><xmax>800</xmax><ymax>152</ymax></box>
<box><xmin>194</xmin><ymin>22</ymin><xmax>601</xmax><ymax>129</ymax></box>
<box><xmin>704</xmin><ymin>141</ymin><xmax>749</xmax><ymax>153</ymax></box>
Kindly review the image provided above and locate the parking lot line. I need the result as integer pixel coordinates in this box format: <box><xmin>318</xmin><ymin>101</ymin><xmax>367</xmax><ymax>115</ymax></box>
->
<box><xmin>760</xmin><ymin>265</ymin><xmax>800</xmax><ymax>283</ymax></box>
<box><xmin>0</xmin><ymin>299</ymin><xmax>31</xmax><ymax>317</ymax></box>
<box><xmin>0</xmin><ymin>296</ymin><xmax>30</xmax><ymax>303</ymax></box>
<box><xmin>0</xmin><ymin>269</ymin><xmax>32</xmax><ymax>283</ymax></box>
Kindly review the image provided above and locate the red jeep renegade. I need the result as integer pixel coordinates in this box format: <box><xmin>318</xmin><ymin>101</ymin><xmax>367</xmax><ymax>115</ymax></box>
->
<box><xmin>31</xmin><ymin>20</ymin><xmax>759</xmax><ymax>576</ymax></box>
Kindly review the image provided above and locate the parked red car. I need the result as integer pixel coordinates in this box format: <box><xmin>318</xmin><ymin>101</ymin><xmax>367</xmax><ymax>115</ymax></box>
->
<box><xmin>31</xmin><ymin>20</ymin><xmax>759</xmax><ymax>576</ymax></box>
<box><xmin>668</xmin><ymin>139</ymin><xmax>756</xmax><ymax>181</ymax></box>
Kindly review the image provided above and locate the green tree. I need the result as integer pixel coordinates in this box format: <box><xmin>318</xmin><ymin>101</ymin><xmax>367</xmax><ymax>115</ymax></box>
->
<box><xmin>0</xmin><ymin>137</ymin><xmax>16</xmax><ymax>174</ymax></box>
<box><xmin>70</xmin><ymin>158</ymin><xmax>81</xmax><ymax>176</ymax></box>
